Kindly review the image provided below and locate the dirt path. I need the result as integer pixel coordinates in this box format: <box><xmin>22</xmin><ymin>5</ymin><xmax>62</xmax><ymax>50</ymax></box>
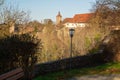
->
<box><xmin>67</xmin><ymin>74</ymin><xmax>120</xmax><ymax>80</ymax></box>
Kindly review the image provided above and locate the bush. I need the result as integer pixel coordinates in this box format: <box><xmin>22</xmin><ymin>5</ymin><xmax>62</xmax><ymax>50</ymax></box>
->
<box><xmin>103</xmin><ymin>30</ymin><xmax>120</xmax><ymax>62</ymax></box>
<box><xmin>0</xmin><ymin>34</ymin><xmax>42</xmax><ymax>80</ymax></box>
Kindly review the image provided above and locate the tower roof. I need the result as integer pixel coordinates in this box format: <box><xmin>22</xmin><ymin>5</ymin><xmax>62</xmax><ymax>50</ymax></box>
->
<box><xmin>56</xmin><ymin>11</ymin><xmax>62</xmax><ymax>17</ymax></box>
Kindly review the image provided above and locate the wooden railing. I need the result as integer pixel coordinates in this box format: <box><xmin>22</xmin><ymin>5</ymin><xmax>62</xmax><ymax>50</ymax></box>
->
<box><xmin>0</xmin><ymin>68</ymin><xmax>24</xmax><ymax>80</ymax></box>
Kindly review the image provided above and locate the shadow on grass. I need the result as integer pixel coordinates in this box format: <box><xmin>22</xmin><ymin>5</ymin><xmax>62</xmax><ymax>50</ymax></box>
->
<box><xmin>34</xmin><ymin>62</ymin><xmax>120</xmax><ymax>80</ymax></box>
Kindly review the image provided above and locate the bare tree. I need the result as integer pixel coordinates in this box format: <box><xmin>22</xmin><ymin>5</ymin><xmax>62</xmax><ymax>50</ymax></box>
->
<box><xmin>0</xmin><ymin>5</ymin><xmax>30</xmax><ymax>24</ymax></box>
<box><xmin>0</xmin><ymin>0</ymin><xmax>4</xmax><ymax>6</ymax></box>
<box><xmin>0</xmin><ymin>3</ymin><xmax>30</xmax><ymax>34</ymax></box>
<box><xmin>92</xmin><ymin>0</ymin><xmax>120</xmax><ymax>28</ymax></box>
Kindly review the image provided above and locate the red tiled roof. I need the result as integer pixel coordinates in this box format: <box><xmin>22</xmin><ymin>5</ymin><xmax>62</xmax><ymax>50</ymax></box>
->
<box><xmin>73</xmin><ymin>13</ymin><xmax>93</xmax><ymax>23</ymax></box>
<box><xmin>63</xmin><ymin>18</ymin><xmax>73</xmax><ymax>23</ymax></box>
<box><xmin>63</xmin><ymin>13</ymin><xmax>93</xmax><ymax>23</ymax></box>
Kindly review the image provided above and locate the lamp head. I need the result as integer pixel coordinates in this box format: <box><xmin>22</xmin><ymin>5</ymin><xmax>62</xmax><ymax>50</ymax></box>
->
<box><xmin>69</xmin><ymin>28</ymin><xmax>75</xmax><ymax>38</ymax></box>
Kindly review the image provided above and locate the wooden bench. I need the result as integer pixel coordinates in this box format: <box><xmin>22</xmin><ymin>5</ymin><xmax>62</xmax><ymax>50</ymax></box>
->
<box><xmin>0</xmin><ymin>68</ymin><xmax>24</xmax><ymax>80</ymax></box>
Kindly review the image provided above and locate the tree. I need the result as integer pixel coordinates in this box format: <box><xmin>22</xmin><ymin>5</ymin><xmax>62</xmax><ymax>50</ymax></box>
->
<box><xmin>28</xmin><ymin>20</ymin><xmax>43</xmax><ymax>32</ymax></box>
<box><xmin>0</xmin><ymin>2</ymin><xmax>30</xmax><ymax>35</ymax></box>
<box><xmin>103</xmin><ymin>30</ymin><xmax>120</xmax><ymax>62</ymax></box>
<box><xmin>91</xmin><ymin>0</ymin><xmax>120</xmax><ymax>63</ymax></box>
<box><xmin>0</xmin><ymin>3</ymin><xmax>30</xmax><ymax>34</ymax></box>
<box><xmin>0</xmin><ymin>0</ymin><xmax>4</xmax><ymax>6</ymax></box>
<box><xmin>44</xmin><ymin>19</ymin><xmax>53</xmax><ymax>25</ymax></box>
<box><xmin>92</xmin><ymin>0</ymin><xmax>120</xmax><ymax>28</ymax></box>
<box><xmin>0</xmin><ymin>5</ymin><xmax>30</xmax><ymax>24</ymax></box>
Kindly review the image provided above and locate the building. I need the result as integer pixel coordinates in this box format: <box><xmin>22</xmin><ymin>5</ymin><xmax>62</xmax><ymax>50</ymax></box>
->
<box><xmin>63</xmin><ymin>13</ymin><xmax>93</xmax><ymax>28</ymax></box>
<box><xmin>9</xmin><ymin>21</ymin><xmax>15</xmax><ymax>33</ymax></box>
<box><xmin>56</xmin><ymin>11</ymin><xmax>62</xmax><ymax>25</ymax></box>
<box><xmin>44</xmin><ymin>19</ymin><xmax>53</xmax><ymax>24</ymax></box>
<box><xmin>0</xmin><ymin>22</ymin><xmax>15</xmax><ymax>34</ymax></box>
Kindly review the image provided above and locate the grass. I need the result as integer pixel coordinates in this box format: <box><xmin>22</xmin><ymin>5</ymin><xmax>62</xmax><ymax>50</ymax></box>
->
<box><xmin>34</xmin><ymin>62</ymin><xmax>120</xmax><ymax>80</ymax></box>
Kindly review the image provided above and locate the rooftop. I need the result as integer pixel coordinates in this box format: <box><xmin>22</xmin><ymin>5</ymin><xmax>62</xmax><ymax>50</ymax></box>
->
<box><xmin>63</xmin><ymin>13</ymin><xmax>94</xmax><ymax>23</ymax></box>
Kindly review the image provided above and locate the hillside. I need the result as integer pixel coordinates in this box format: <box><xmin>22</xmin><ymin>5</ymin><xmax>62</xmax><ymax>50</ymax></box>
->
<box><xmin>0</xmin><ymin>23</ymin><xmax>108</xmax><ymax>63</ymax></box>
<box><xmin>35</xmin><ymin>25</ymin><xmax>104</xmax><ymax>63</ymax></box>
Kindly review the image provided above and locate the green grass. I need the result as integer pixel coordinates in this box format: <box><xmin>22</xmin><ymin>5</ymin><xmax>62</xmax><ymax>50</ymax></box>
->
<box><xmin>34</xmin><ymin>62</ymin><xmax>120</xmax><ymax>80</ymax></box>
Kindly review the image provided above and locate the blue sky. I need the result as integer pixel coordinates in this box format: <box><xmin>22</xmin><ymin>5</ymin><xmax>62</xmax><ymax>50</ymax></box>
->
<box><xmin>6</xmin><ymin>0</ymin><xmax>96</xmax><ymax>22</ymax></box>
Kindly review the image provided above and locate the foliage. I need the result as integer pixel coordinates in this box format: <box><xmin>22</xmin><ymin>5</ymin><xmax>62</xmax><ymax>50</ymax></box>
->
<box><xmin>43</xmin><ymin>19</ymin><xmax>54</xmax><ymax>26</ymax></box>
<box><xmin>0</xmin><ymin>25</ymin><xmax>10</xmax><ymax>38</ymax></box>
<box><xmin>92</xmin><ymin>0</ymin><xmax>120</xmax><ymax>27</ymax></box>
<box><xmin>0</xmin><ymin>4</ymin><xmax>30</xmax><ymax>24</ymax></box>
<box><xmin>0</xmin><ymin>34</ymin><xmax>42</xmax><ymax>80</ymax></box>
<box><xmin>0</xmin><ymin>0</ymin><xmax>4</xmax><ymax>6</ymax></box>
<box><xmin>28</xmin><ymin>20</ymin><xmax>44</xmax><ymax>32</ymax></box>
<box><xmin>85</xmin><ymin>37</ymin><xmax>91</xmax><ymax>49</ymax></box>
<box><xmin>103</xmin><ymin>30</ymin><xmax>120</xmax><ymax>62</ymax></box>
<box><xmin>72</xmin><ymin>26</ymin><xmax>104</xmax><ymax>56</ymax></box>
<box><xmin>0</xmin><ymin>1</ymin><xmax>30</xmax><ymax>34</ymax></box>
<box><xmin>37</xmin><ymin>24</ymin><xmax>105</xmax><ymax>63</ymax></box>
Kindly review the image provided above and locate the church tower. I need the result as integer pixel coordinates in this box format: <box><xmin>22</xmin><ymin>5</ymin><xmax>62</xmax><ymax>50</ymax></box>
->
<box><xmin>56</xmin><ymin>11</ymin><xmax>62</xmax><ymax>25</ymax></box>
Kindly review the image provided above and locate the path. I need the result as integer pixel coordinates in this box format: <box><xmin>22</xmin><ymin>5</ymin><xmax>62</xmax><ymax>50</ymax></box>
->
<box><xmin>67</xmin><ymin>74</ymin><xmax>120</xmax><ymax>80</ymax></box>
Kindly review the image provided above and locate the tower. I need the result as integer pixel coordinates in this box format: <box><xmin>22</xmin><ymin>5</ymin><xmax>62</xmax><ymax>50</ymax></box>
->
<box><xmin>9</xmin><ymin>21</ymin><xmax>15</xmax><ymax>33</ymax></box>
<box><xmin>56</xmin><ymin>11</ymin><xmax>62</xmax><ymax>25</ymax></box>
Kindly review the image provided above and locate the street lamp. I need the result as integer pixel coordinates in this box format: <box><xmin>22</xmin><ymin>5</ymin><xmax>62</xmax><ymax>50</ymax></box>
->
<box><xmin>69</xmin><ymin>28</ymin><xmax>75</xmax><ymax>57</ymax></box>
<box><xmin>69</xmin><ymin>28</ymin><xmax>75</xmax><ymax>69</ymax></box>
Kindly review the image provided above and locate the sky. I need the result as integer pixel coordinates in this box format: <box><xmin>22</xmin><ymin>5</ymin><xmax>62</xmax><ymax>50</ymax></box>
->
<box><xmin>6</xmin><ymin>0</ymin><xmax>96</xmax><ymax>22</ymax></box>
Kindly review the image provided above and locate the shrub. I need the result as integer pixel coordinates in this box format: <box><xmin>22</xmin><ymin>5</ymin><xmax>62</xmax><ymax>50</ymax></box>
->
<box><xmin>103</xmin><ymin>30</ymin><xmax>120</xmax><ymax>62</ymax></box>
<box><xmin>0</xmin><ymin>34</ymin><xmax>42</xmax><ymax>80</ymax></box>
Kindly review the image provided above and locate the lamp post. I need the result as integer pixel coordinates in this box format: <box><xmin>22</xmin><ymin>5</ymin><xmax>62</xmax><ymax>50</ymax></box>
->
<box><xmin>69</xmin><ymin>28</ymin><xmax>75</xmax><ymax>69</ymax></box>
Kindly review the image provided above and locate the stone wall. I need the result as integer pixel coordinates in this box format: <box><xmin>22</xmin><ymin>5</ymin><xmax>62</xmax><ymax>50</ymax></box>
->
<box><xmin>34</xmin><ymin>52</ymin><xmax>105</xmax><ymax>76</ymax></box>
